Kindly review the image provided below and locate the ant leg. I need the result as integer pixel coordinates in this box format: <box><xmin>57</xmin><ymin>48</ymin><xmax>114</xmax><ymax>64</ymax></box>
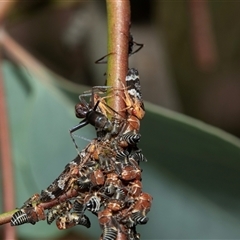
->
<box><xmin>79</xmin><ymin>91</ymin><xmax>92</xmax><ymax>99</ymax></box>
<box><xmin>129</xmin><ymin>41</ymin><xmax>144</xmax><ymax>56</ymax></box>
<box><xmin>91</xmin><ymin>86</ymin><xmax>112</xmax><ymax>103</ymax></box>
<box><xmin>91</xmin><ymin>85</ymin><xmax>112</xmax><ymax>95</ymax></box>
<box><xmin>69</xmin><ymin>119</ymin><xmax>89</xmax><ymax>154</ymax></box>
<box><xmin>79</xmin><ymin>86</ymin><xmax>112</xmax><ymax>108</ymax></box>
<box><xmin>91</xmin><ymin>84</ymin><xmax>127</xmax><ymax>106</ymax></box>
<box><xmin>70</xmin><ymin>120</ymin><xmax>89</xmax><ymax>133</ymax></box>
<box><xmin>120</xmin><ymin>31</ymin><xmax>144</xmax><ymax>56</ymax></box>
<box><xmin>95</xmin><ymin>52</ymin><xmax>115</xmax><ymax>64</ymax></box>
<box><xmin>69</xmin><ymin>133</ymin><xmax>80</xmax><ymax>155</ymax></box>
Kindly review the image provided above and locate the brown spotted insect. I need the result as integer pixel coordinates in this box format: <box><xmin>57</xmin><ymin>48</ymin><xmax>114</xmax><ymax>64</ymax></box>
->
<box><xmin>46</xmin><ymin>200</ymin><xmax>72</xmax><ymax>225</ymax></box>
<box><xmin>74</xmin><ymin>192</ymin><xmax>103</xmax><ymax>215</ymax></box>
<box><xmin>11</xmin><ymin>194</ymin><xmax>44</xmax><ymax>226</ymax></box>
<box><xmin>21</xmin><ymin>193</ymin><xmax>41</xmax><ymax>208</ymax></box>
<box><xmin>117</xmin><ymin>131</ymin><xmax>141</xmax><ymax>148</ymax></box>
<box><xmin>127</xmin><ymin>180</ymin><xmax>142</xmax><ymax>199</ymax></box>
<box><xmin>104</xmin><ymin>173</ymin><xmax>124</xmax><ymax>194</ymax></box>
<box><xmin>121</xmin><ymin>192</ymin><xmax>153</xmax><ymax>227</ymax></box>
<box><xmin>118</xmin><ymin>163</ymin><xmax>141</xmax><ymax>182</ymax></box>
<box><xmin>98</xmin><ymin>208</ymin><xmax>118</xmax><ymax>240</ymax></box>
<box><xmin>56</xmin><ymin>212</ymin><xmax>91</xmax><ymax>230</ymax></box>
<box><xmin>106</xmin><ymin>188</ymin><xmax>127</xmax><ymax>212</ymax></box>
<box><xmin>11</xmin><ymin>204</ymin><xmax>45</xmax><ymax>226</ymax></box>
<box><xmin>114</xmin><ymin>150</ymin><xmax>142</xmax><ymax>182</ymax></box>
<box><xmin>75</xmin><ymin>158</ymin><xmax>105</xmax><ymax>192</ymax></box>
<box><xmin>11</xmin><ymin>209</ymin><xmax>36</xmax><ymax>226</ymax></box>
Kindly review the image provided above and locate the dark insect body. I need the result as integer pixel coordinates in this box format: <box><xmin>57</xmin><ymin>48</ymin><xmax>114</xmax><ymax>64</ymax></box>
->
<box><xmin>128</xmin><ymin>34</ymin><xmax>144</xmax><ymax>57</ymax></box>
<box><xmin>72</xmin><ymin>100</ymin><xmax>112</xmax><ymax>136</ymax></box>
<box><xmin>70</xmin><ymin>99</ymin><xmax>113</xmax><ymax>149</ymax></box>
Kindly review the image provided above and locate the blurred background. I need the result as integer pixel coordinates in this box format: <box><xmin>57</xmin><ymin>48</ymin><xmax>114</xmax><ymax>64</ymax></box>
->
<box><xmin>2</xmin><ymin>1</ymin><xmax>240</xmax><ymax>239</ymax></box>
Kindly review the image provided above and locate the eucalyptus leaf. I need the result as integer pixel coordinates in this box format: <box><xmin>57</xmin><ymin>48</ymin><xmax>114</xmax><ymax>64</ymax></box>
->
<box><xmin>140</xmin><ymin>103</ymin><xmax>240</xmax><ymax>239</ymax></box>
<box><xmin>2</xmin><ymin>61</ymin><xmax>96</xmax><ymax>239</ymax></box>
<box><xmin>2</xmin><ymin>60</ymin><xmax>240</xmax><ymax>239</ymax></box>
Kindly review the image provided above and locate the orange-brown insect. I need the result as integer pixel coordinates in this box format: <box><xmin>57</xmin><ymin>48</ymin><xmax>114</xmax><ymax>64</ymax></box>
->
<box><xmin>123</xmin><ymin>192</ymin><xmax>153</xmax><ymax>227</ymax></box>
<box><xmin>98</xmin><ymin>208</ymin><xmax>118</xmax><ymax>240</ymax></box>
<box><xmin>127</xmin><ymin>180</ymin><xmax>142</xmax><ymax>199</ymax></box>
<box><xmin>107</xmin><ymin>188</ymin><xmax>126</xmax><ymax>212</ymax></box>
<box><xmin>120</xmin><ymin>68</ymin><xmax>145</xmax><ymax>121</ymax></box>
<box><xmin>47</xmin><ymin>200</ymin><xmax>72</xmax><ymax>224</ymax></box>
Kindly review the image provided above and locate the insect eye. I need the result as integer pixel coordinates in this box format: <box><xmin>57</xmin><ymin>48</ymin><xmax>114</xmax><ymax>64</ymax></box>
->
<box><xmin>75</xmin><ymin>103</ymin><xmax>89</xmax><ymax>118</ymax></box>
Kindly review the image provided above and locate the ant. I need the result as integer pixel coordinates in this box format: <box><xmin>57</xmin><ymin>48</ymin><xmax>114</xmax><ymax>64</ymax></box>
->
<box><xmin>70</xmin><ymin>66</ymin><xmax>145</xmax><ymax>152</ymax></box>
<box><xmin>69</xmin><ymin>87</ymin><xmax>116</xmax><ymax>151</ymax></box>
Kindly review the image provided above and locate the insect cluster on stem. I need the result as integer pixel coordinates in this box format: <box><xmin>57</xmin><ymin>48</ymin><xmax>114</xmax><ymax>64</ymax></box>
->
<box><xmin>11</xmin><ymin>34</ymin><xmax>152</xmax><ymax>240</ymax></box>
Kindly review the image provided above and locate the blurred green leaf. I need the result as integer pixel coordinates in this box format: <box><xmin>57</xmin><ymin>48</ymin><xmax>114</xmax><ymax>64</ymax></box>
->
<box><xmin>2</xmin><ymin>61</ymin><xmax>96</xmax><ymax>239</ymax></box>
<box><xmin>2</xmin><ymin>60</ymin><xmax>240</xmax><ymax>239</ymax></box>
<box><xmin>141</xmin><ymin>104</ymin><xmax>240</xmax><ymax>238</ymax></box>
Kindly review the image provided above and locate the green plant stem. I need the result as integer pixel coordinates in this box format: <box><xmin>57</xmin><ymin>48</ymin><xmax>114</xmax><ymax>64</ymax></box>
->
<box><xmin>105</xmin><ymin>1</ymin><xmax>130</xmax><ymax>239</ymax></box>
<box><xmin>106</xmin><ymin>0</ymin><xmax>130</xmax><ymax>118</ymax></box>
<box><xmin>0</xmin><ymin>210</ymin><xmax>17</xmax><ymax>226</ymax></box>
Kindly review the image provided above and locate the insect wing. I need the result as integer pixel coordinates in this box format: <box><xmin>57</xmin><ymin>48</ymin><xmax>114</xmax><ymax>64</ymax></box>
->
<box><xmin>11</xmin><ymin>210</ymin><xmax>29</xmax><ymax>226</ymax></box>
<box><xmin>126</xmin><ymin>68</ymin><xmax>142</xmax><ymax>103</ymax></box>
